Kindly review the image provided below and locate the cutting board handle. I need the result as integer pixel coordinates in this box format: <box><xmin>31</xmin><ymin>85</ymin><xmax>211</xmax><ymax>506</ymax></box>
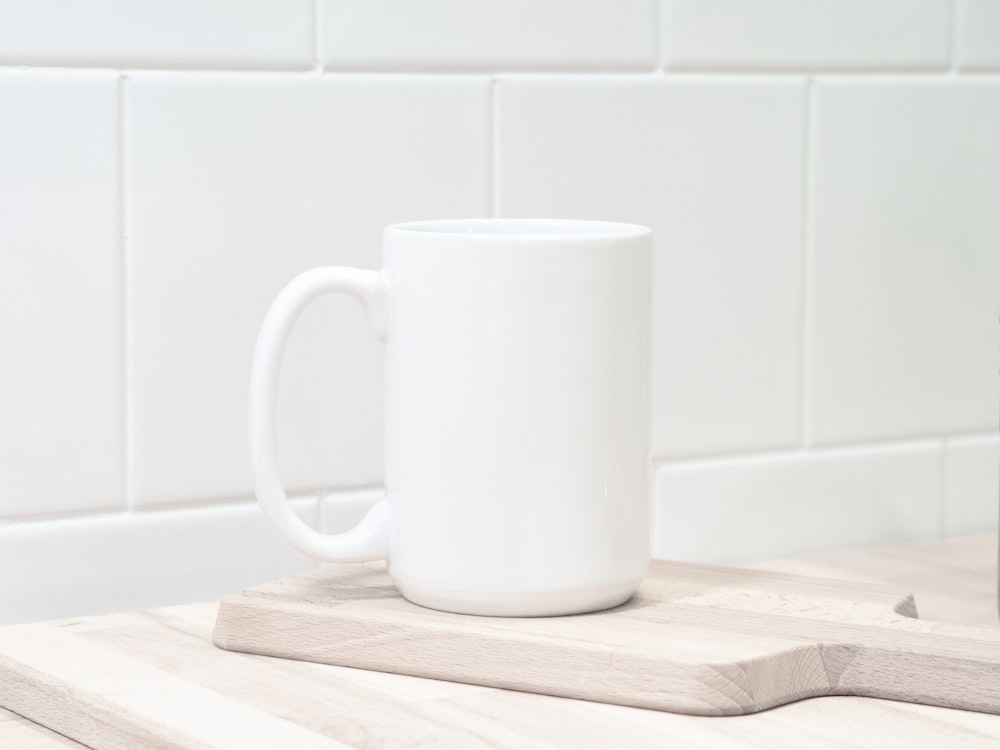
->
<box><xmin>832</xmin><ymin>618</ymin><xmax>1000</xmax><ymax>713</ymax></box>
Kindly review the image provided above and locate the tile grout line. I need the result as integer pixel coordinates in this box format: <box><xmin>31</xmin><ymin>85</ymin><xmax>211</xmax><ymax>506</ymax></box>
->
<box><xmin>948</xmin><ymin>0</ymin><xmax>960</xmax><ymax>75</ymax></box>
<box><xmin>118</xmin><ymin>72</ymin><xmax>134</xmax><ymax>513</ymax></box>
<box><xmin>654</xmin><ymin>430</ymin><xmax>999</xmax><ymax>472</ymax></box>
<box><xmin>799</xmin><ymin>77</ymin><xmax>817</xmax><ymax>451</ymax></box>
<box><xmin>656</xmin><ymin>0</ymin><xmax>666</xmax><ymax>71</ymax></box>
<box><xmin>489</xmin><ymin>77</ymin><xmax>499</xmax><ymax>218</ymax></box>
<box><xmin>312</xmin><ymin>0</ymin><xmax>324</xmax><ymax>74</ymax></box>
<box><xmin>0</xmin><ymin>65</ymin><xmax>989</xmax><ymax>78</ymax></box>
<box><xmin>939</xmin><ymin>438</ymin><xmax>950</xmax><ymax>538</ymax></box>
<box><xmin>3</xmin><ymin>487</ymin><xmax>382</xmax><ymax>526</ymax></box>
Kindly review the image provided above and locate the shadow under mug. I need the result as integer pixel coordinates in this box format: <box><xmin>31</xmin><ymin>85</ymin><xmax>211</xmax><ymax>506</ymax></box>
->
<box><xmin>249</xmin><ymin>219</ymin><xmax>653</xmax><ymax>616</ymax></box>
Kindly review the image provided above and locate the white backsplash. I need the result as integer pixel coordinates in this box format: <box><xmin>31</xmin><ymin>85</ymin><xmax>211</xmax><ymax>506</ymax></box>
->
<box><xmin>1</xmin><ymin>0</ymin><xmax>998</xmax><ymax>624</ymax></box>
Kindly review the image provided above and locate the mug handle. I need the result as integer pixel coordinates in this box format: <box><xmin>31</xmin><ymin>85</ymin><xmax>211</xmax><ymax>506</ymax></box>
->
<box><xmin>249</xmin><ymin>267</ymin><xmax>391</xmax><ymax>562</ymax></box>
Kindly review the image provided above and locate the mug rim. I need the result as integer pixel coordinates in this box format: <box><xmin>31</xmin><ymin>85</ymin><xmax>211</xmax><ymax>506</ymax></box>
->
<box><xmin>386</xmin><ymin>218</ymin><xmax>651</xmax><ymax>240</ymax></box>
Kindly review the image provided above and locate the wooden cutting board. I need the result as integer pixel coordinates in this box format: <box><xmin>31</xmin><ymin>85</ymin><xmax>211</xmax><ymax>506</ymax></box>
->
<box><xmin>213</xmin><ymin>559</ymin><xmax>1000</xmax><ymax>716</ymax></box>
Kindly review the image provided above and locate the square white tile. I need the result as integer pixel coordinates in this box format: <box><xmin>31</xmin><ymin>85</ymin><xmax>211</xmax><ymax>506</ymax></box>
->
<box><xmin>0</xmin><ymin>0</ymin><xmax>312</xmax><ymax>69</ymax></box>
<box><xmin>956</xmin><ymin>0</ymin><xmax>1000</xmax><ymax>70</ymax></box>
<box><xmin>661</xmin><ymin>0</ymin><xmax>949</xmax><ymax>71</ymax></box>
<box><xmin>655</xmin><ymin>444</ymin><xmax>942</xmax><ymax>564</ymax></box>
<box><xmin>0</xmin><ymin>71</ymin><xmax>122</xmax><ymax>518</ymax></box>
<box><xmin>321</xmin><ymin>0</ymin><xmax>657</xmax><ymax>70</ymax></box>
<box><xmin>945</xmin><ymin>436</ymin><xmax>1000</xmax><ymax>536</ymax></box>
<box><xmin>496</xmin><ymin>76</ymin><xmax>805</xmax><ymax>459</ymax></box>
<box><xmin>0</xmin><ymin>498</ymin><xmax>317</xmax><ymax>626</ymax></box>
<box><xmin>809</xmin><ymin>79</ymin><xmax>1000</xmax><ymax>445</ymax></box>
<box><xmin>129</xmin><ymin>73</ymin><xmax>491</xmax><ymax>506</ymax></box>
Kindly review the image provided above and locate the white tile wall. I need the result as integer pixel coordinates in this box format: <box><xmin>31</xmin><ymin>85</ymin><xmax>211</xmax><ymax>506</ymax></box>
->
<box><xmin>809</xmin><ymin>79</ymin><xmax>1000</xmax><ymax>446</ymax></box>
<box><xmin>0</xmin><ymin>498</ymin><xmax>317</xmax><ymax>626</ymax></box>
<box><xmin>319</xmin><ymin>488</ymin><xmax>385</xmax><ymax>533</ymax></box>
<box><xmin>497</xmin><ymin>77</ymin><xmax>805</xmax><ymax>459</ymax></box>
<box><xmin>129</xmin><ymin>74</ymin><xmax>490</xmax><ymax>506</ymax></box>
<box><xmin>661</xmin><ymin>0</ymin><xmax>950</xmax><ymax>71</ymax></box>
<box><xmin>1</xmin><ymin>2</ymin><xmax>998</xmax><ymax>624</ymax></box>
<box><xmin>956</xmin><ymin>0</ymin><xmax>1000</xmax><ymax>70</ymax></box>
<box><xmin>321</xmin><ymin>0</ymin><xmax>658</xmax><ymax>71</ymax></box>
<box><xmin>0</xmin><ymin>0</ymin><xmax>313</xmax><ymax>69</ymax></box>
<box><xmin>655</xmin><ymin>444</ymin><xmax>942</xmax><ymax>563</ymax></box>
<box><xmin>0</xmin><ymin>71</ymin><xmax>122</xmax><ymax>518</ymax></box>
<box><xmin>945</xmin><ymin>437</ymin><xmax>1000</xmax><ymax>536</ymax></box>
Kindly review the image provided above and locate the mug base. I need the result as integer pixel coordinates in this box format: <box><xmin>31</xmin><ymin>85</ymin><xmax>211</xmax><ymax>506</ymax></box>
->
<box><xmin>393</xmin><ymin>577</ymin><xmax>642</xmax><ymax>617</ymax></box>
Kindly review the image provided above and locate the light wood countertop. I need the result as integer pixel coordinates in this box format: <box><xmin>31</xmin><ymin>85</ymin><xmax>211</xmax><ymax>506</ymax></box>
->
<box><xmin>2</xmin><ymin>534</ymin><xmax>997</xmax><ymax>749</ymax></box>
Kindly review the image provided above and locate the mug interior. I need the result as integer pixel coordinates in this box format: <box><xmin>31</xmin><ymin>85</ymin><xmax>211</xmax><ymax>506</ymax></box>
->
<box><xmin>388</xmin><ymin>218</ymin><xmax>649</xmax><ymax>238</ymax></box>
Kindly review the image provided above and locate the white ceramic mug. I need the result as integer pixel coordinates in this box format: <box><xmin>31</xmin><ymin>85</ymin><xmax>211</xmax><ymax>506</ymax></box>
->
<box><xmin>250</xmin><ymin>219</ymin><xmax>653</xmax><ymax>616</ymax></box>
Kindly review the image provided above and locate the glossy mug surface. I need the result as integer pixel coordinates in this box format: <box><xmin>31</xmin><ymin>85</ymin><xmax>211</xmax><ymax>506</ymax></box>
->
<box><xmin>250</xmin><ymin>219</ymin><xmax>653</xmax><ymax>616</ymax></box>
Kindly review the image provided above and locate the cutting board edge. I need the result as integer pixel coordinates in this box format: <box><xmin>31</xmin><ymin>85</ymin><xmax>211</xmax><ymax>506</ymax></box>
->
<box><xmin>211</xmin><ymin>593</ymin><xmax>840</xmax><ymax>717</ymax></box>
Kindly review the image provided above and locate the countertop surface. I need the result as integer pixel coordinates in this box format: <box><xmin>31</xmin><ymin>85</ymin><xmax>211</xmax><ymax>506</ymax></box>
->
<box><xmin>2</xmin><ymin>534</ymin><xmax>997</xmax><ymax>749</ymax></box>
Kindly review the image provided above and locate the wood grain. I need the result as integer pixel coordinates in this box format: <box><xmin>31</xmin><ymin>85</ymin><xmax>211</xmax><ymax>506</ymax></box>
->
<box><xmin>1</xmin><ymin>535</ymin><xmax>998</xmax><ymax>750</ymax></box>
<box><xmin>0</xmin><ymin>616</ymin><xmax>349</xmax><ymax>750</ymax></box>
<box><xmin>0</xmin><ymin>708</ymin><xmax>85</xmax><ymax>749</ymax></box>
<box><xmin>749</xmin><ymin>535</ymin><xmax>1000</xmax><ymax>628</ymax></box>
<box><xmin>212</xmin><ymin>558</ymin><xmax>1000</xmax><ymax>716</ymax></box>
